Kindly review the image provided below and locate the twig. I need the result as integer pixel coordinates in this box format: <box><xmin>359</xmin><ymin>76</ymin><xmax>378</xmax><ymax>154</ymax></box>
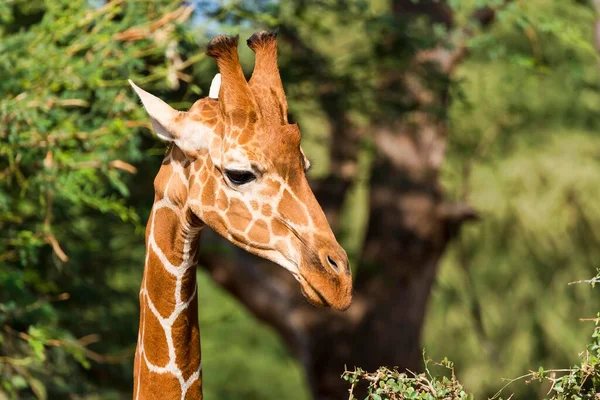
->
<box><xmin>42</xmin><ymin>188</ymin><xmax>69</xmax><ymax>262</ymax></box>
<box><xmin>491</xmin><ymin>369</ymin><xmax>578</xmax><ymax>400</ymax></box>
<box><xmin>24</xmin><ymin>292</ymin><xmax>70</xmax><ymax>313</ymax></box>
<box><xmin>114</xmin><ymin>5</ymin><xmax>193</xmax><ymax>42</ymax></box>
<box><xmin>68</xmin><ymin>159</ymin><xmax>137</xmax><ymax>174</ymax></box>
<box><xmin>25</xmin><ymin>98</ymin><xmax>89</xmax><ymax>109</ymax></box>
<box><xmin>0</xmin><ymin>356</ymin><xmax>32</xmax><ymax>366</ymax></box>
<box><xmin>3</xmin><ymin>325</ymin><xmax>126</xmax><ymax>365</ymax></box>
<box><xmin>568</xmin><ymin>277</ymin><xmax>600</xmax><ymax>286</ymax></box>
<box><xmin>490</xmin><ymin>372</ymin><xmax>537</xmax><ymax>400</ymax></box>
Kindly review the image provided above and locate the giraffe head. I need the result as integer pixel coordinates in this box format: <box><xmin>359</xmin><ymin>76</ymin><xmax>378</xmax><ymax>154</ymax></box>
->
<box><xmin>130</xmin><ymin>32</ymin><xmax>352</xmax><ymax>310</ymax></box>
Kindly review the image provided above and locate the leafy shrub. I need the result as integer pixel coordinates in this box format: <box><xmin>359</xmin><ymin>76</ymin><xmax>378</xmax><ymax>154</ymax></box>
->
<box><xmin>345</xmin><ymin>270</ymin><xmax>600</xmax><ymax>400</ymax></box>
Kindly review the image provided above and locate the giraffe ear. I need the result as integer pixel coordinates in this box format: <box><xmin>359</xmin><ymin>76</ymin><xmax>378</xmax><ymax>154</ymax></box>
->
<box><xmin>128</xmin><ymin>80</ymin><xmax>183</xmax><ymax>142</ymax></box>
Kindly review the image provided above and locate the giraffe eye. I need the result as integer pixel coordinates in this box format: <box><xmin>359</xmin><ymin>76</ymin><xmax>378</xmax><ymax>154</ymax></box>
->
<box><xmin>225</xmin><ymin>169</ymin><xmax>256</xmax><ymax>185</ymax></box>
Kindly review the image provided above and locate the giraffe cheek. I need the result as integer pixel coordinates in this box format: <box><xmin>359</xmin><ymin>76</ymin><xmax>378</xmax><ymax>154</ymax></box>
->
<box><xmin>189</xmin><ymin>182</ymin><xmax>201</xmax><ymax>200</ymax></box>
<box><xmin>271</xmin><ymin>219</ymin><xmax>288</xmax><ymax>237</ymax></box>
<box><xmin>248</xmin><ymin>219</ymin><xmax>270</xmax><ymax>243</ymax></box>
<box><xmin>216</xmin><ymin>189</ymin><xmax>228</xmax><ymax>211</ymax></box>
<box><xmin>229</xmin><ymin>198</ymin><xmax>252</xmax><ymax>232</ymax></box>
<box><xmin>201</xmin><ymin>176</ymin><xmax>217</xmax><ymax>205</ymax></box>
<box><xmin>262</xmin><ymin>203</ymin><xmax>273</xmax><ymax>217</ymax></box>
<box><xmin>260</xmin><ymin>178</ymin><xmax>281</xmax><ymax>197</ymax></box>
<box><xmin>203</xmin><ymin>210</ymin><xmax>226</xmax><ymax>234</ymax></box>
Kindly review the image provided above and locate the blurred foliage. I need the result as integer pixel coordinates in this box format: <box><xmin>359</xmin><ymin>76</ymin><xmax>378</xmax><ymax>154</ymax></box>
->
<box><xmin>2</xmin><ymin>0</ymin><xmax>600</xmax><ymax>399</ymax></box>
<box><xmin>426</xmin><ymin>0</ymin><xmax>600</xmax><ymax>398</ymax></box>
<box><xmin>0</xmin><ymin>0</ymin><xmax>201</xmax><ymax>397</ymax></box>
<box><xmin>492</xmin><ymin>271</ymin><xmax>600</xmax><ymax>400</ymax></box>
<box><xmin>197</xmin><ymin>270</ymin><xmax>309</xmax><ymax>400</ymax></box>
<box><xmin>346</xmin><ymin>270</ymin><xmax>600</xmax><ymax>400</ymax></box>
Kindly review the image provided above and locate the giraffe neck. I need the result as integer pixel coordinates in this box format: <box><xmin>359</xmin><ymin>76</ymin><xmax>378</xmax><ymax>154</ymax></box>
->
<box><xmin>134</xmin><ymin>150</ymin><xmax>204</xmax><ymax>399</ymax></box>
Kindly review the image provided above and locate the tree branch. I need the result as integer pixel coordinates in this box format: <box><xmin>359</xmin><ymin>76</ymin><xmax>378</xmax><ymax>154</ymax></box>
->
<box><xmin>417</xmin><ymin>1</ymin><xmax>511</xmax><ymax>74</ymax></box>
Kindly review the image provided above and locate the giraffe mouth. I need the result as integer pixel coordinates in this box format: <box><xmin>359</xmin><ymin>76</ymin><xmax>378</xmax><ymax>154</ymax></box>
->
<box><xmin>299</xmin><ymin>276</ymin><xmax>330</xmax><ymax>308</ymax></box>
<box><xmin>296</xmin><ymin>255</ymin><xmax>353</xmax><ymax>311</ymax></box>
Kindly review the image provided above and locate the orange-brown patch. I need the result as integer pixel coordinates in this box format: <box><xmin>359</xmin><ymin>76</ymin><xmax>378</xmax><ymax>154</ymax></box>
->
<box><xmin>137</xmin><ymin>361</ymin><xmax>182</xmax><ymax>400</ymax></box>
<box><xmin>229</xmin><ymin>128</ymin><xmax>241</xmax><ymax>140</ymax></box>
<box><xmin>145</xmin><ymin>247</ymin><xmax>176</xmax><ymax>317</ymax></box>
<box><xmin>271</xmin><ymin>219</ymin><xmax>288</xmax><ymax>237</ymax></box>
<box><xmin>201</xmin><ymin>175</ymin><xmax>217</xmax><ymax>206</ymax></box>
<box><xmin>189</xmin><ymin>98</ymin><xmax>207</xmax><ymax>114</ymax></box>
<box><xmin>214</xmin><ymin>121</ymin><xmax>224</xmax><ymax>135</ymax></box>
<box><xmin>142</xmin><ymin>302</ymin><xmax>170</xmax><ymax>367</ymax></box>
<box><xmin>199</xmin><ymin>170</ymin><xmax>209</xmax><ymax>184</ymax></box>
<box><xmin>145</xmin><ymin>209</ymin><xmax>154</xmax><ymax>244</ymax></box>
<box><xmin>172</xmin><ymin>294</ymin><xmax>201</xmax><ymax>381</ymax></box>
<box><xmin>216</xmin><ymin>189</ymin><xmax>228</xmax><ymax>211</ymax></box>
<box><xmin>153</xmin><ymin>208</ymin><xmax>184</xmax><ymax>266</ymax></box>
<box><xmin>203</xmin><ymin>210</ymin><xmax>226</xmax><ymax>235</ymax></box>
<box><xmin>262</xmin><ymin>204</ymin><xmax>272</xmax><ymax>217</ymax></box>
<box><xmin>238</xmin><ymin>129</ymin><xmax>253</xmax><ymax>145</ymax></box>
<box><xmin>201</xmin><ymin>108</ymin><xmax>214</xmax><ymax>118</ymax></box>
<box><xmin>189</xmin><ymin>179</ymin><xmax>201</xmax><ymax>200</ymax></box>
<box><xmin>230</xmin><ymin>109</ymin><xmax>247</xmax><ymax>127</ymax></box>
<box><xmin>250</xmin><ymin>200</ymin><xmax>259</xmax><ymax>211</ymax></box>
<box><xmin>168</xmin><ymin>173</ymin><xmax>188</xmax><ymax>206</ymax></box>
<box><xmin>248</xmin><ymin>219</ymin><xmax>270</xmax><ymax>243</ymax></box>
<box><xmin>278</xmin><ymin>189</ymin><xmax>308</xmax><ymax>226</ymax></box>
<box><xmin>281</xmin><ymin>123</ymin><xmax>302</xmax><ymax>145</ymax></box>
<box><xmin>229</xmin><ymin>198</ymin><xmax>253</xmax><ymax>232</ymax></box>
<box><xmin>179</xmin><ymin>267</ymin><xmax>198</xmax><ymax>307</ymax></box>
<box><xmin>261</xmin><ymin>178</ymin><xmax>281</xmax><ymax>197</ymax></box>
<box><xmin>184</xmin><ymin>379</ymin><xmax>202</xmax><ymax>400</ymax></box>
<box><xmin>194</xmin><ymin>158</ymin><xmax>203</xmax><ymax>172</ymax></box>
<box><xmin>154</xmin><ymin>162</ymin><xmax>173</xmax><ymax>198</ymax></box>
<box><xmin>171</xmin><ymin>146</ymin><xmax>187</xmax><ymax>162</ymax></box>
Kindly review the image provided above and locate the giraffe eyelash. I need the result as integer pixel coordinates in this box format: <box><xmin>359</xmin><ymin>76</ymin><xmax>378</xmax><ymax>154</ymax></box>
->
<box><xmin>224</xmin><ymin>169</ymin><xmax>257</xmax><ymax>185</ymax></box>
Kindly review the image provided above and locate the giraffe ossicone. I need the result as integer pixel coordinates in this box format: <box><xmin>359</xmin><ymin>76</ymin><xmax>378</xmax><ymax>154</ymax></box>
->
<box><xmin>208</xmin><ymin>73</ymin><xmax>221</xmax><ymax>99</ymax></box>
<box><xmin>130</xmin><ymin>31</ymin><xmax>352</xmax><ymax>399</ymax></box>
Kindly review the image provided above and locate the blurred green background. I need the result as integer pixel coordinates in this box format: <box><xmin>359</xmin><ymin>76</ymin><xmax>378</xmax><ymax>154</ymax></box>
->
<box><xmin>1</xmin><ymin>0</ymin><xmax>599</xmax><ymax>399</ymax></box>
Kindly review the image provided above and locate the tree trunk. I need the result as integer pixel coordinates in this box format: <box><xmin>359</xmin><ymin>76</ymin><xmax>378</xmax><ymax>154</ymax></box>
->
<box><xmin>198</xmin><ymin>1</ymin><xmax>498</xmax><ymax>398</ymax></box>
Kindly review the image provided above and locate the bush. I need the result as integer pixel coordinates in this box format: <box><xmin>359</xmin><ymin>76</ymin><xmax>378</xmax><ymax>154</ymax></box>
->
<box><xmin>345</xmin><ymin>270</ymin><xmax>600</xmax><ymax>400</ymax></box>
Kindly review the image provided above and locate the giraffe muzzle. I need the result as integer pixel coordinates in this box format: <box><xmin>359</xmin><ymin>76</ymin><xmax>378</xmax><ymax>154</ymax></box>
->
<box><xmin>298</xmin><ymin>246</ymin><xmax>353</xmax><ymax>311</ymax></box>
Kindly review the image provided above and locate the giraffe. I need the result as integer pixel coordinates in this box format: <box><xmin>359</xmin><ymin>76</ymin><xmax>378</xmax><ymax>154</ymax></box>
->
<box><xmin>129</xmin><ymin>31</ymin><xmax>353</xmax><ymax>399</ymax></box>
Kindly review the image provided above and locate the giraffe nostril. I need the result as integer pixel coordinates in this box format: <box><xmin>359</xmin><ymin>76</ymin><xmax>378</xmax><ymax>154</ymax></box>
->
<box><xmin>326</xmin><ymin>255</ymin><xmax>339</xmax><ymax>273</ymax></box>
